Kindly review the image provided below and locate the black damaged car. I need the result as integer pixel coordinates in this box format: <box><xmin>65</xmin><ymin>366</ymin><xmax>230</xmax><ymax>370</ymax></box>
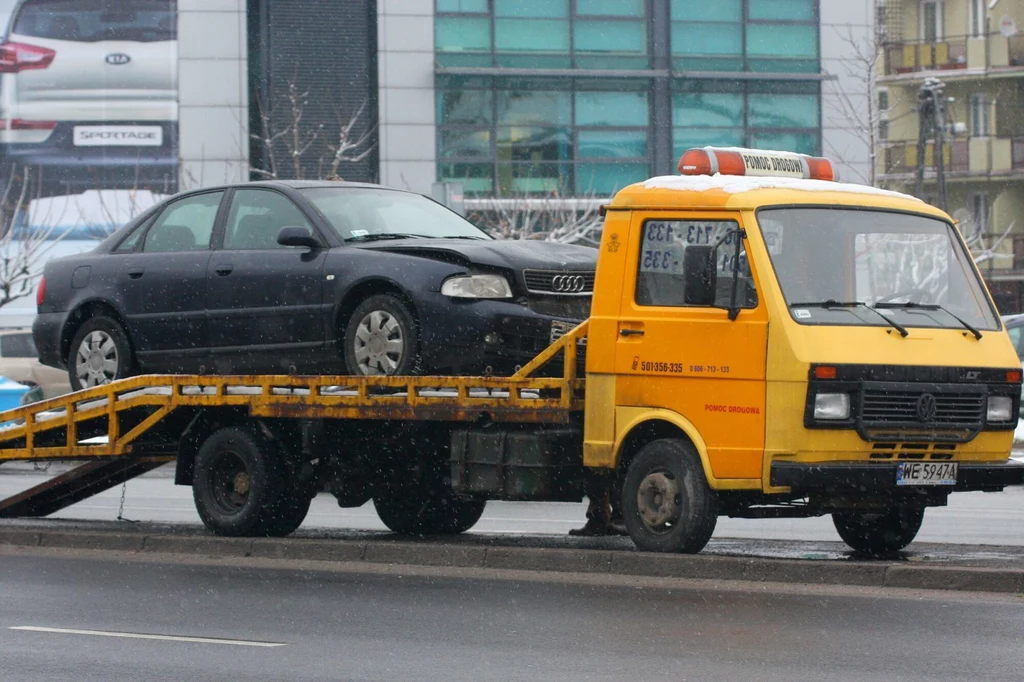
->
<box><xmin>33</xmin><ymin>181</ymin><xmax>597</xmax><ymax>391</ymax></box>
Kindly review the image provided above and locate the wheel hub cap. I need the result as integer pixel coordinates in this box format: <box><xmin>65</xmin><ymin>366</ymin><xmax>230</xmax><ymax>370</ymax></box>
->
<box><xmin>75</xmin><ymin>330</ymin><xmax>119</xmax><ymax>387</ymax></box>
<box><xmin>353</xmin><ymin>310</ymin><xmax>404</xmax><ymax>375</ymax></box>
<box><xmin>637</xmin><ymin>471</ymin><xmax>682</xmax><ymax>532</ymax></box>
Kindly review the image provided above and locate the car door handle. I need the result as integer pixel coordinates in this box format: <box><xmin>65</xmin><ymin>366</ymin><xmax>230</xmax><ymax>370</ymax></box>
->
<box><xmin>127</xmin><ymin>268</ymin><xmax>144</xmax><ymax>279</ymax></box>
<box><xmin>214</xmin><ymin>265</ymin><xmax>234</xmax><ymax>276</ymax></box>
<box><xmin>619</xmin><ymin>329</ymin><xmax>645</xmax><ymax>337</ymax></box>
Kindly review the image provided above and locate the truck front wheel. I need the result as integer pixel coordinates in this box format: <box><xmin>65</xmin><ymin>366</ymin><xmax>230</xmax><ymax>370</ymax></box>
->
<box><xmin>621</xmin><ymin>438</ymin><xmax>718</xmax><ymax>553</ymax></box>
<box><xmin>832</xmin><ymin>508</ymin><xmax>924</xmax><ymax>554</ymax></box>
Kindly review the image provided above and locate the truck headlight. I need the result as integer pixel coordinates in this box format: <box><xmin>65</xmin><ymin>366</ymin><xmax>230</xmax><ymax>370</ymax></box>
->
<box><xmin>987</xmin><ymin>396</ymin><xmax>1013</xmax><ymax>422</ymax></box>
<box><xmin>441</xmin><ymin>274</ymin><xmax>513</xmax><ymax>299</ymax></box>
<box><xmin>814</xmin><ymin>392</ymin><xmax>851</xmax><ymax>420</ymax></box>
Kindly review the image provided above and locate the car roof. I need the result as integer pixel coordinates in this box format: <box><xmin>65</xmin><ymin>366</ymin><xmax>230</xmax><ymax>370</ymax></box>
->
<box><xmin>183</xmin><ymin>180</ymin><xmax>409</xmax><ymax>194</ymax></box>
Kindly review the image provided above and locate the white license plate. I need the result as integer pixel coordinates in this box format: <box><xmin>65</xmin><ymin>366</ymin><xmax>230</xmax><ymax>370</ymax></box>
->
<box><xmin>896</xmin><ymin>461</ymin><xmax>958</xmax><ymax>486</ymax></box>
<box><xmin>73</xmin><ymin>125</ymin><xmax>163</xmax><ymax>147</ymax></box>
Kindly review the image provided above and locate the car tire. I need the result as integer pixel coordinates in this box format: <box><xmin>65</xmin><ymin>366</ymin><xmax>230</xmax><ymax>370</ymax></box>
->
<box><xmin>192</xmin><ymin>425</ymin><xmax>299</xmax><ymax>537</ymax></box>
<box><xmin>832</xmin><ymin>507</ymin><xmax>925</xmax><ymax>554</ymax></box>
<box><xmin>68</xmin><ymin>315</ymin><xmax>134</xmax><ymax>392</ymax></box>
<box><xmin>621</xmin><ymin>438</ymin><xmax>719</xmax><ymax>553</ymax></box>
<box><xmin>343</xmin><ymin>294</ymin><xmax>421</xmax><ymax>376</ymax></box>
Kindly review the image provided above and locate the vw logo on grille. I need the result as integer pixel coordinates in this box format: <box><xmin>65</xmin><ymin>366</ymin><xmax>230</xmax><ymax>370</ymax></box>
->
<box><xmin>551</xmin><ymin>274</ymin><xmax>586</xmax><ymax>293</ymax></box>
<box><xmin>105</xmin><ymin>53</ymin><xmax>131</xmax><ymax>66</ymax></box>
<box><xmin>916</xmin><ymin>393</ymin><xmax>937</xmax><ymax>422</ymax></box>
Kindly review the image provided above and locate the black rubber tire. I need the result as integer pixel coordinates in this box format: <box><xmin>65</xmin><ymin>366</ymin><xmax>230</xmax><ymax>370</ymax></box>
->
<box><xmin>374</xmin><ymin>489</ymin><xmax>485</xmax><ymax>536</ymax></box>
<box><xmin>342</xmin><ymin>294</ymin><xmax>420</xmax><ymax>377</ymax></box>
<box><xmin>832</xmin><ymin>507</ymin><xmax>925</xmax><ymax>554</ymax></box>
<box><xmin>67</xmin><ymin>315</ymin><xmax>134</xmax><ymax>392</ymax></box>
<box><xmin>192</xmin><ymin>426</ymin><xmax>296</xmax><ymax>537</ymax></box>
<box><xmin>621</xmin><ymin>438</ymin><xmax>719</xmax><ymax>553</ymax></box>
<box><xmin>266</xmin><ymin>483</ymin><xmax>313</xmax><ymax>537</ymax></box>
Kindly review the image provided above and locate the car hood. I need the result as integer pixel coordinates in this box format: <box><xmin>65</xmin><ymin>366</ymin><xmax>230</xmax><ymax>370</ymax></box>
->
<box><xmin>355</xmin><ymin>238</ymin><xmax>597</xmax><ymax>271</ymax></box>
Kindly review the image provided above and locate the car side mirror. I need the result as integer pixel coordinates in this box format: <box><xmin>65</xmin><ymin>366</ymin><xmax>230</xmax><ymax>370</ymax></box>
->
<box><xmin>683</xmin><ymin>244</ymin><xmax>717</xmax><ymax>306</ymax></box>
<box><xmin>277</xmin><ymin>226</ymin><xmax>321</xmax><ymax>249</ymax></box>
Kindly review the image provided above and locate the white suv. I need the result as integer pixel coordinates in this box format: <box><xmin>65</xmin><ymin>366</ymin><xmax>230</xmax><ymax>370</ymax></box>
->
<box><xmin>0</xmin><ymin>0</ymin><xmax>178</xmax><ymax>197</ymax></box>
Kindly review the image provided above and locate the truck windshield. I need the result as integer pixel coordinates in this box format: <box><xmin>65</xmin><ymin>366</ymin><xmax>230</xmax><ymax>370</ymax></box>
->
<box><xmin>758</xmin><ymin>207</ymin><xmax>999</xmax><ymax>332</ymax></box>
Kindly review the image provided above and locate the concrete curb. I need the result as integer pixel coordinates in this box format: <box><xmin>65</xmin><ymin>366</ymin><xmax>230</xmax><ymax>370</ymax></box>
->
<box><xmin>2</xmin><ymin>528</ymin><xmax>1022</xmax><ymax>594</ymax></box>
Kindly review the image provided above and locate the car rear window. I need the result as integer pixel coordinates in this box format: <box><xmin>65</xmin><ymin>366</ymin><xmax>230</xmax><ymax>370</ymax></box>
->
<box><xmin>0</xmin><ymin>333</ymin><xmax>37</xmax><ymax>358</ymax></box>
<box><xmin>12</xmin><ymin>0</ymin><xmax>177</xmax><ymax>43</ymax></box>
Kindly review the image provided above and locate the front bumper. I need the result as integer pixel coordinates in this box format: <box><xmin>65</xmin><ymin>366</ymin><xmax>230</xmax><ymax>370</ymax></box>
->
<box><xmin>415</xmin><ymin>293</ymin><xmax>583</xmax><ymax>376</ymax></box>
<box><xmin>771</xmin><ymin>459</ymin><xmax>1024</xmax><ymax>493</ymax></box>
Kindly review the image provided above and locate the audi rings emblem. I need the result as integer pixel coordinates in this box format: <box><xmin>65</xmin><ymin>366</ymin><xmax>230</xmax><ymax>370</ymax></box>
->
<box><xmin>551</xmin><ymin>274</ymin><xmax>586</xmax><ymax>293</ymax></box>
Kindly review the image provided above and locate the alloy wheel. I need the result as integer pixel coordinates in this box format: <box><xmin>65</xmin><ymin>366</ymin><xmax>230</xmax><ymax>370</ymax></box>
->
<box><xmin>74</xmin><ymin>330</ymin><xmax>119</xmax><ymax>387</ymax></box>
<box><xmin>352</xmin><ymin>310</ymin><xmax>405</xmax><ymax>375</ymax></box>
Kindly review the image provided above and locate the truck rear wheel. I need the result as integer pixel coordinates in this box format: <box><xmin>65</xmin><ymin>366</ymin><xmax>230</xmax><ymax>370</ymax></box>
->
<box><xmin>193</xmin><ymin>425</ymin><xmax>309</xmax><ymax>537</ymax></box>
<box><xmin>621</xmin><ymin>438</ymin><xmax>718</xmax><ymax>553</ymax></box>
<box><xmin>832</xmin><ymin>507</ymin><xmax>924</xmax><ymax>554</ymax></box>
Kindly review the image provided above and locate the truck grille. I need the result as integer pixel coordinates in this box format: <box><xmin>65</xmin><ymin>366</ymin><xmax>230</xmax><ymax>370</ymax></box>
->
<box><xmin>523</xmin><ymin>270</ymin><xmax>595</xmax><ymax>295</ymax></box>
<box><xmin>860</xmin><ymin>387</ymin><xmax>986</xmax><ymax>427</ymax></box>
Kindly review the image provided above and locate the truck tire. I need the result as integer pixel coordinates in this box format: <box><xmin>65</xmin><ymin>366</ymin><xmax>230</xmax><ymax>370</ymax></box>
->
<box><xmin>192</xmin><ymin>425</ymin><xmax>301</xmax><ymax>537</ymax></box>
<box><xmin>832</xmin><ymin>507</ymin><xmax>924</xmax><ymax>554</ymax></box>
<box><xmin>374</xmin><ymin>489</ymin><xmax>485</xmax><ymax>535</ymax></box>
<box><xmin>621</xmin><ymin>438</ymin><xmax>719</xmax><ymax>553</ymax></box>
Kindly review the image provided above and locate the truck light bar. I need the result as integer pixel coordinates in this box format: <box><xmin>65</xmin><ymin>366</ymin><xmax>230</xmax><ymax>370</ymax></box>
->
<box><xmin>678</xmin><ymin>147</ymin><xmax>836</xmax><ymax>182</ymax></box>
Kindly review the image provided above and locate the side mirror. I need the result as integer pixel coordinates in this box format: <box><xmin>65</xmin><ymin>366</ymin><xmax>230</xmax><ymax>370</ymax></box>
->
<box><xmin>683</xmin><ymin>244</ymin><xmax>717</xmax><ymax>306</ymax></box>
<box><xmin>277</xmin><ymin>226</ymin><xmax>321</xmax><ymax>249</ymax></box>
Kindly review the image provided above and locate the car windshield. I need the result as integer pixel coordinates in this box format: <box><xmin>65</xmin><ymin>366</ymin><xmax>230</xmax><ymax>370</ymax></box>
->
<box><xmin>301</xmin><ymin>187</ymin><xmax>491</xmax><ymax>242</ymax></box>
<box><xmin>759</xmin><ymin>207</ymin><xmax>1000</xmax><ymax>332</ymax></box>
<box><xmin>13</xmin><ymin>0</ymin><xmax>177</xmax><ymax>43</ymax></box>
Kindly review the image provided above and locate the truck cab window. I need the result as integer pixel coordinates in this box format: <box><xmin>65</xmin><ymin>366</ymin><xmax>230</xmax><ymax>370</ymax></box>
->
<box><xmin>635</xmin><ymin>219</ymin><xmax>758</xmax><ymax>309</ymax></box>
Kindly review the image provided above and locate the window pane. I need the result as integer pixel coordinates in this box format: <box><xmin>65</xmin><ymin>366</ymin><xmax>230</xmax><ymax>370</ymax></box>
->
<box><xmin>436</xmin><ymin>17</ymin><xmax>491</xmax><ymax>52</ymax></box>
<box><xmin>671</xmin><ymin>22</ymin><xmax>741</xmax><ymax>55</ymax></box>
<box><xmin>669</xmin><ymin>0</ymin><xmax>740</xmax><ymax>21</ymax></box>
<box><xmin>746</xmin><ymin>24</ymin><xmax>817</xmax><ymax>58</ymax></box>
<box><xmin>495</xmin><ymin>0</ymin><xmax>568</xmax><ymax>18</ymax></box>
<box><xmin>497</xmin><ymin>163</ymin><xmax>572</xmax><ymax>193</ymax></box>
<box><xmin>574</xmin><ymin>19</ymin><xmax>645</xmax><ymax>54</ymax></box>
<box><xmin>439</xmin><ymin>163</ymin><xmax>494</xmax><ymax>194</ymax></box>
<box><xmin>578</xmin><ymin>130</ymin><xmax>648</xmax><ymax>159</ymax></box>
<box><xmin>439</xmin><ymin>129</ymin><xmax>491</xmax><ymax>160</ymax></box>
<box><xmin>749</xmin><ymin>130</ymin><xmax>819</xmax><ymax>155</ymax></box>
<box><xmin>497</xmin><ymin>127</ymin><xmax>572</xmax><ymax>161</ymax></box>
<box><xmin>576</xmin><ymin>91</ymin><xmax>648</xmax><ymax>126</ymax></box>
<box><xmin>578</xmin><ymin>0</ymin><xmax>643</xmax><ymax>16</ymax></box>
<box><xmin>437</xmin><ymin>0</ymin><xmax>487</xmax><ymax>12</ymax></box>
<box><xmin>144</xmin><ymin>192</ymin><xmax>222</xmax><ymax>253</ymax></box>
<box><xmin>576</xmin><ymin>162</ymin><xmax>648</xmax><ymax>194</ymax></box>
<box><xmin>748</xmin><ymin>93</ymin><xmax>819</xmax><ymax>128</ymax></box>
<box><xmin>672</xmin><ymin>127</ymin><xmax>745</xmax><ymax>160</ymax></box>
<box><xmin>495</xmin><ymin>19</ymin><xmax>569</xmax><ymax>52</ymax></box>
<box><xmin>438</xmin><ymin>89</ymin><xmax>492</xmax><ymax>125</ymax></box>
<box><xmin>496</xmin><ymin>90</ymin><xmax>571</xmax><ymax>126</ymax></box>
<box><xmin>747</xmin><ymin>0</ymin><xmax>815</xmax><ymax>21</ymax></box>
<box><xmin>224</xmin><ymin>190</ymin><xmax>312</xmax><ymax>250</ymax></box>
<box><xmin>673</xmin><ymin>92</ymin><xmax>743</xmax><ymax>127</ymax></box>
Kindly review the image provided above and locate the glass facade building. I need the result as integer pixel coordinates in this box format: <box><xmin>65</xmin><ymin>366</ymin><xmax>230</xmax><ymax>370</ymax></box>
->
<box><xmin>435</xmin><ymin>0</ymin><xmax>822</xmax><ymax>196</ymax></box>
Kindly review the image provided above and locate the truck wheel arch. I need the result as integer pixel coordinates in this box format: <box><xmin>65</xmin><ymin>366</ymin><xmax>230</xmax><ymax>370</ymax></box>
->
<box><xmin>613</xmin><ymin>411</ymin><xmax>717</xmax><ymax>488</ymax></box>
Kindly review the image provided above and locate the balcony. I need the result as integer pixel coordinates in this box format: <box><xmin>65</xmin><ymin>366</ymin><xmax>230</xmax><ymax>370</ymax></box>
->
<box><xmin>882</xmin><ymin>34</ymin><xmax>1024</xmax><ymax>77</ymax></box>
<box><xmin>882</xmin><ymin>138</ymin><xmax>1024</xmax><ymax>177</ymax></box>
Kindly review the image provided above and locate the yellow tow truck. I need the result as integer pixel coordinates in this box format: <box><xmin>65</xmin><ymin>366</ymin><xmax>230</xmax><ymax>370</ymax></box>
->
<box><xmin>1</xmin><ymin>146</ymin><xmax>1021</xmax><ymax>554</ymax></box>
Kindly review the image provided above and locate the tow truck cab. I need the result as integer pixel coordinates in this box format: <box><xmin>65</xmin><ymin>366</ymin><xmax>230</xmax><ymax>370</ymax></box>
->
<box><xmin>584</xmin><ymin>147</ymin><xmax>1022</xmax><ymax>539</ymax></box>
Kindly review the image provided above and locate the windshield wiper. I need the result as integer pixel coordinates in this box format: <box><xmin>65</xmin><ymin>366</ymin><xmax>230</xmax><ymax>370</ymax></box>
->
<box><xmin>789</xmin><ymin>300</ymin><xmax>909</xmax><ymax>338</ymax></box>
<box><xmin>439</xmin><ymin>235</ymin><xmax>489</xmax><ymax>240</ymax></box>
<box><xmin>874</xmin><ymin>301</ymin><xmax>982</xmax><ymax>340</ymax></box>
<box><xmin>344</xmin><ymin>233</ymin><xmax>426</xmax><ymax>242</ymax></box>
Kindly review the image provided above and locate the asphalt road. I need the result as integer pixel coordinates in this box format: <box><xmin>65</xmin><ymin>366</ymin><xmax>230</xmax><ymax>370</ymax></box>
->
<box><xmin>3</xmin><ymin>465</ymin><xmax>1024</xmax><ymax>546</ymax></box>
<box><xmin>1</xmin><ymin>551</ymin><xmax>1022</xmax><ymax>682</ymax></box>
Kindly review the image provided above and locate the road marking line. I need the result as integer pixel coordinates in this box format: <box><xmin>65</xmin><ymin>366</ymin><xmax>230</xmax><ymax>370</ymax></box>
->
<box><xmin>9</xmin><ymin>626</ymin><xmax>286</xmax><ymax>647</ymax></box>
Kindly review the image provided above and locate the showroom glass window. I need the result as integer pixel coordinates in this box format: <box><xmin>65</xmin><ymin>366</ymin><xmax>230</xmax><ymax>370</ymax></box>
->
<box><xmin>437</xmin><ymin>76</ymin><xmax>651</xmax><ymax>195</ymax></box>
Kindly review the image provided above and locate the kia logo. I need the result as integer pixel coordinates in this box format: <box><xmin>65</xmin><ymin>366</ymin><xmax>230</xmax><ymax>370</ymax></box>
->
<box><xmin>105</xmin><ymin>53</ymin><xmax>131</xmax><ymax>66</ymax></box>
<box><xmin>916</xmin><ymin>393</ymin><xmax>937</xmax><ymax>422</ymax></box>
<box><xmin>551</xmin><ymin>274</ymin><xmax>586</xmax><ymax>293</ymax></box>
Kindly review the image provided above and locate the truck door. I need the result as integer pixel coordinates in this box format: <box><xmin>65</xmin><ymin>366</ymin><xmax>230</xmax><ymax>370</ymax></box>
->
<box><xmin>614</xmin><ymin>212</ymin><xmax>769</xmax><ymax>481</ymax></box>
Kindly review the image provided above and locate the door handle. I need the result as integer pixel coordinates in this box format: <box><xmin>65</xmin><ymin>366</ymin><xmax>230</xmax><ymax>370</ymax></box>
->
<box><xmin>214</xmin><ymin>265</ymin><xmax>234</xmax><ymax>276</ymax></box>
<box><xmin>127</xmin><ymin>268</ymin><xmax>144</xmax><ymax>279</ymax></box>
<box><xmin>619</xmin><ymin>328</ymin><xmax>645</xmax><ymax>337</ymax></box>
